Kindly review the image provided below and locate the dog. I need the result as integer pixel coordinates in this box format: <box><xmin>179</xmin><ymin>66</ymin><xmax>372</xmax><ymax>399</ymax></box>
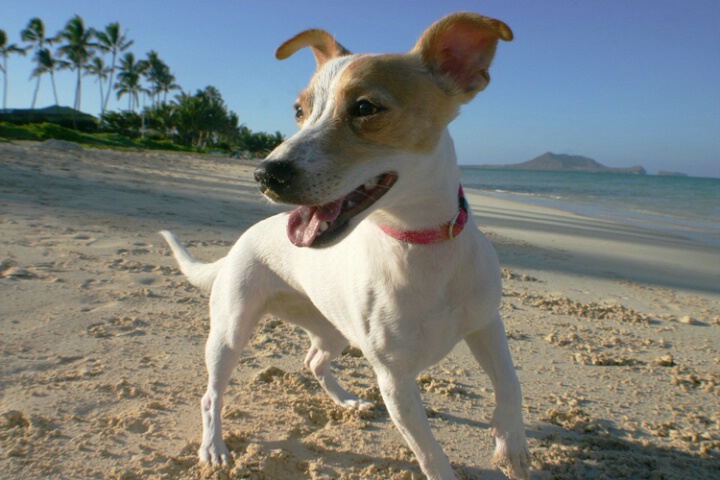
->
<box><xmin>161</xmin><ymin>12</ymin><xmax>529</xmax><ymax>479</ymax></box>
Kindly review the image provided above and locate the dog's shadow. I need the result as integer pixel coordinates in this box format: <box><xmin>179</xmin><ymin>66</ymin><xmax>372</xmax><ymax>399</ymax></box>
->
<box><xmin>521</xmin><ymin>417</ymin><xmax>719</xmax><ymax>479</ymax></box>
<box><xmin>215</xmin><ymin>405</ymin><xmax>719</xmax><ymax>479</ymax></box>
<box><xmin>425</xmin><ymin>410</ymin><xmax>718</xmax><ymax>479</ymax></box>
<box><xmin>220</xmin><ymin>434</ymin><xmax>513</xmax><ymax>480</ymax></box>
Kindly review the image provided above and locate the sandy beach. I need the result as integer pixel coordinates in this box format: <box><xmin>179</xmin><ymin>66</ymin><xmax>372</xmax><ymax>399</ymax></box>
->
<box><xmin>1</xmin><ymin>140</ymin><xmax>718</xmax><ymax>479</ymax></box>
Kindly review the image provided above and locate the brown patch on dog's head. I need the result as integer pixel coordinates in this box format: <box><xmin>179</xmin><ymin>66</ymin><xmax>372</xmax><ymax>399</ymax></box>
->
<box><xmin>326</xmin><ymin>54</ymin><xmax>459</xmax><ymax>154</ymax></box>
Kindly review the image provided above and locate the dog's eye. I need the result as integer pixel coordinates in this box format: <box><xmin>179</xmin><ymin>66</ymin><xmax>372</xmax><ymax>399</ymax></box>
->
<box><xmin>294</xmin><ymin>104</ymin><xmax>304</xmax><ymax>121</ymax></box>
<box><xmin>353</xmin><ymin>100</ymin><xmax>379</xmax><ymax>117</ymax></box>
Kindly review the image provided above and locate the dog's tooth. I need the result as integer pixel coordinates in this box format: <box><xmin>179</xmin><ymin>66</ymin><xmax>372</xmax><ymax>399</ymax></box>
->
<box><xmin>319</xmin><ymin>222</ymin><xmax>329</xmax><ymax>232</ymax></box>
<box><xmin>364</xmin><ymin>178</ymin><xmax>378</xmax><ymax>190</ymax></box>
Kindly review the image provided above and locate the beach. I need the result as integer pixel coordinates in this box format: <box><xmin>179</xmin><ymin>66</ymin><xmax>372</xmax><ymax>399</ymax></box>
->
<box><xmin>1</xmin><ymin>140</ymin><xmax>718</xmax><ymax>479</ymax></box>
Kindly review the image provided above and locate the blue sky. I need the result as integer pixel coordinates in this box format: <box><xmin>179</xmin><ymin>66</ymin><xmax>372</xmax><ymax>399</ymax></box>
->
<box><xmin>2</xmin><ymin>0</ymin><xmax>719</xmax><ymax>177</ymax></box>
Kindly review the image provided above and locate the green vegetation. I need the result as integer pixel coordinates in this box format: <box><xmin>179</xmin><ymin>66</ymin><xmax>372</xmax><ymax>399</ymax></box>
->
<box><xmin>0</xmin><ymin>16</ymin><xmax>284</xmax><ymax>156</ymax></box>
<box><xmin>0</xmin><ymin>121</ymin><xmax>191</xmax><ymax>151</ymax></box>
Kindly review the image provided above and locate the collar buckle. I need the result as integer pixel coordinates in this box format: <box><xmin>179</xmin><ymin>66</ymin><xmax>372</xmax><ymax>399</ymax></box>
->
<box><xmin>448</xmin><ymin>210</ymin><xmax>462</xmax><ymax>240</ymax></box>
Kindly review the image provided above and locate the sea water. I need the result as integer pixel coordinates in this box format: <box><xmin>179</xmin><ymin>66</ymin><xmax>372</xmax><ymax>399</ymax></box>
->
<box><xmin>460</xmin><ymin>168</ymin><xmax>720</xmax><ymax>246</ymax></box>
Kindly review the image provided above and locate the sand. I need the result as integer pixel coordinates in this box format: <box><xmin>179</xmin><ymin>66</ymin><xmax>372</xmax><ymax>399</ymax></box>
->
<box><xmin>1</xmin><ymin>140</ymin><xmax>718</xmax><ymax>479</ymax></box>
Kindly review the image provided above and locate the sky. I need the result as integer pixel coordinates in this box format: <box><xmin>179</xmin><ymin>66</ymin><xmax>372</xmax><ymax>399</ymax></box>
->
<box><xmin>2</xmin><ymin>0</ymin><xmax>719</xmax><ymax>178</ymax></box>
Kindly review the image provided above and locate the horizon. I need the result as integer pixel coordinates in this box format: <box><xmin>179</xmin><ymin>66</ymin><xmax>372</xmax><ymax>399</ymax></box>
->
<box><xmin>2</xmin><ymin>0</ymin><xmax>719</xmax><ymax>178</ymax></box>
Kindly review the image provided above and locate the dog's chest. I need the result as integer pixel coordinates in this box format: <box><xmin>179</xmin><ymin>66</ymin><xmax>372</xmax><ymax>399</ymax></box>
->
<box><xmin>298</xmin><ymin>237</ymin><xmax>499</xmax><ymax>349</ymax></box>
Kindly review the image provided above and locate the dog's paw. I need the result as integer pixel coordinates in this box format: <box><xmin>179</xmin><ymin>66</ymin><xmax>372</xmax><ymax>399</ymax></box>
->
<box><xmin>339</xmin><ymin>397</ymin><xmax>374</xmax><ymax>411</ymax></box>
<box><xmin>199</xmin><ymin>440</ymin><xmax>232</xmax><ymax>466</ymax></box>
<box><xmin>492</xmin><ymin>429</ymin><xmax>530</xmax><ymax>480</ymax></box>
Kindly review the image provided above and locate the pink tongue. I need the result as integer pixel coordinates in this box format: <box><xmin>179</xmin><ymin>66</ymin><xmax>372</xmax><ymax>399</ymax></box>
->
<box><xmin>287</xmin><ymin>200</ymin><xmax>343</xmax><ymax>247</ymax></box>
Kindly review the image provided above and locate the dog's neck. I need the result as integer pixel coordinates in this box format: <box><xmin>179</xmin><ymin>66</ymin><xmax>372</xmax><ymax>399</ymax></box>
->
<box><xmin>379</xmin><ymin>185</ymin><xmax>468</xmax><ymax>244</ymax></box>
<box><xmin>369</xmin><ymin>130</ymin><xmax>464</xmax><ymax>238</ymax></box>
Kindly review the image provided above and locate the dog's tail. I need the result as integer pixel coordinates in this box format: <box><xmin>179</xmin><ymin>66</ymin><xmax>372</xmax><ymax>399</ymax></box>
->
<box><xmin>159</xmin><ymin>230</ymin><xmax>225</xmax><ymax>293</ymax></box>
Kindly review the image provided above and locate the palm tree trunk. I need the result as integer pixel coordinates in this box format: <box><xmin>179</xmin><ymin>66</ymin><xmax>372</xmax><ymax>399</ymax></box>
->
<box><xmin>98</xmin><ymin>81</ymin><xmax>104</xmax><ymax>115</ymax></box>
<box><xmin>2</xmin><ymin>56</ymin><xmax>7</xmax><ymax>111</ymax></box>
<box><xmin>75</xmin><ymin>68</ymin><xmax>82</xmax><ymax>111</ymax></box>
<box><xmin>73</xmin><ymin>68</ymin><xmax>81</xmax><ymax>129</ymax></box>
<box><xmin>31</xmin><ymin>76</ymin><xmax>41</xmax><ymax>109</ymax></box>
<box><xmin>103</xmin><ymin>52</ymin><xmax>117</xmax><ymax>113</ymax></box>
<box><xmin>50</xmin><ymin>71</ymin><xmax>59</xmax><ymax>105</ymax></box>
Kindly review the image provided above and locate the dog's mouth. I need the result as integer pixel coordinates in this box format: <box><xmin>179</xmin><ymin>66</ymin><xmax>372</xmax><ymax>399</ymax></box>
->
<box><xmin>287</xmin><ymin>172</ymin><xmax>398</xmax><ymax>248</ymax></box>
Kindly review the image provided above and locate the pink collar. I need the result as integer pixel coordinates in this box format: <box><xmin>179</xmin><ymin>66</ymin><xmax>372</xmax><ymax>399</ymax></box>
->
<box><xmin>379</xmin><ymin>185</ymin><xmax>469</xmax><ymax>244</ymax></box>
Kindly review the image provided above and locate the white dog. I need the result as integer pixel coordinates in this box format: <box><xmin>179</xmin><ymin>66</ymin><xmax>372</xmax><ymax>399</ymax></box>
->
<box><xmin>161</xmin><ymin>12</ymin><xmax>529</xmax><ymax>479</ymax></box>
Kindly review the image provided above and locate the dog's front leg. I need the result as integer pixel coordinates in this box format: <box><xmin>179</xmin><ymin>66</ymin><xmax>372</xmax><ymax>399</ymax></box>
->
<box><xmin>465</xmin><ymin>315</ymin><xmax>530</xmax><ymax>479</ymax></box>
<box><xmin>377</xmin><ymin>371</ymin><xmax>457</xmax><ymax>480</ymax></box>
<box><xmin>199</xmin><ymin>280</ymin><xmax>262</xmax><ymax>466</ymax></box>
<box><xmin>199</xmin><ymin>335</ymin><xmax>238</xmax><ymax>464</ymax></box>
<box><xmin>199</xmin><ymin>325</ymin><xmax>249</xmax><ymax>465</ymax></box>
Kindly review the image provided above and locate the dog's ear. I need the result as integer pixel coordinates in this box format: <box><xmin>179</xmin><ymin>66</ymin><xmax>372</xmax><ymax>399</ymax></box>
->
<box><xmin>276</xmin><ymin>29</ymin><xmax>351</xmax><ymax>68</ymax></box>
<box><xmin>413</xmin><ymin>13</ymin><xmax>513</xmax><ymax>101</ymax></box>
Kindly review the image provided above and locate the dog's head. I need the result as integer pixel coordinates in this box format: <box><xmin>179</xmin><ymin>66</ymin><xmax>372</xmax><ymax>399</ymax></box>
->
<box><xmin>255</xmin><ymin>13</ymin><xmax>512</xmax><ymax>247</ymax></box>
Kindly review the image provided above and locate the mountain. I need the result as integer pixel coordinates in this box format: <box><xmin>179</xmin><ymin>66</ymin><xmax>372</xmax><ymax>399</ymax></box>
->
<box><xmin>480</xmin><ymin>152</ymin><xmax>647</xmax><ymax>175</ymax></box>
<box><xmin>0</xmin><ymin>105</ymin><xmax>97</xmax><ymax>133</ymax></box>
<box><xmin>0</xmin><ymin>105</ymin><xmax>96</xmax><ymax>120</ymax></box>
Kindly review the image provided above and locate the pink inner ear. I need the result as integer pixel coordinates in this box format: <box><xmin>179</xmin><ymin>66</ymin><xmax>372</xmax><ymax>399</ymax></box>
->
<box><xmin>439</xmin><ymin>55</ymin><xmax>487</xmax><ymax>93</ymax></box>
<box><xmin>434</xmin><ymin>26</ymin><xmax>497</xmax><ymax>92</ymax></box>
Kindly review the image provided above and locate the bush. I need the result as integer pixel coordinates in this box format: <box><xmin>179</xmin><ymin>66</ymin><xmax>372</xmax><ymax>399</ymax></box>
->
<box><xmin>99</xmin><ymin>111</ymin><xmax>142</xmax><ymax>138</ymax></box>
<box><xmin>34</xmin><ymin>123</ymin><xmax>85</xmax><ymax>142</ymax></box>
<box><xmin>0</xmin><ymin>122</ymin><xmax>83</xmax><ymax>142</ymax></box>
<box><xmin>0</xmin><ymin>122</ymin><xmax>38</xmax><ymax>140</ymax></box>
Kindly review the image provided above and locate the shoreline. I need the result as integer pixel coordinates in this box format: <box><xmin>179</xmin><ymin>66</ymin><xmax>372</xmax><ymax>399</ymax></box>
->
<box><xmin>465</xmin><ymin>190</ymin><xmax>720</xmax><ymax>294</ymax></box>
<box><xmin>469</xmin><ymin>187</ymin><xmax>720</xmax><ymax>248</ymax></box>
<box><xmin>459</xmin><ymin>168</ymin><xmax>720</xmax><ymax>249</ymax></box>
<box><xmin>1</xmin><ymin>141</ymin><xmax>718</xmax><ymax>479</ymax></box>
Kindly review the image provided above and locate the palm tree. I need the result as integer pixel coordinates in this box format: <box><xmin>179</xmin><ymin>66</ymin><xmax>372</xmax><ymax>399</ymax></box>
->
<box><xmin>56</xmin><ymin>15</ymin><xmax>96</xmax><ymax>111</ymax></box>
<box><xmin>31</xmin><ymin>48</ymin><xmax>67</xmax><ymax>106</ymax></box>
<box><xmin>141</xmin><ymin>50</ymin><xmax>180</xmax><ymax>107</ymax></box>
<box><xmin>144</xmin><ymin>102</ymin><xmax>176</xmax><ymax>138</ymax></box>
<box><xmin>142</xmin><ymin>50</ymin><xmax>161</xmax><ymax>106</ymax></box>
<box><xmin>85</xmin><ymin>57</ymin><xmax>110</xmax><ymax>114</ymax></box>
<box><xmin>155</xmin><ymin>68</ymin><xmax>181</xmax><ymax>105</ymax></box>
<box><xmin>0</xmin><ymin>29</ymin><xmax>27</xmax><ymax>112</ymax></box>
<box><xmin>172</xmin><ymin>90</ymin><xmax>211</xmax><ymax>148</ymax></box>
<box><xmin>172</xmin><ymin>86</ymin><xmax>243</xmax><ymax>149</ymax></box>
<box><xmin>94</xmin><ymin>22</ymin><xmax>133</xmax><ymax>114</ymax></box>
<box><xmin>21</xmin><ymin>18</ymin><xmax>50</xmax><ymax>108</ymax></box>
<box><xmin>115</xmin><ymin>51</ymin><xmax>148</xmax><ymax>111</ymax></box>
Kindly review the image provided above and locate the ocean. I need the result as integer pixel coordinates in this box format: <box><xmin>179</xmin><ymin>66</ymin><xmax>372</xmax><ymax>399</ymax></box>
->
<box><xmin>459</xmin><ymin>168</ymin><xmax>720</xmax><ymax>246</ymax></box>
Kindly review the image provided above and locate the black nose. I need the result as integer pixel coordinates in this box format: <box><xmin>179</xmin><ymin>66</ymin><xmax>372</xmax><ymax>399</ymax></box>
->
<box><xmin>254</xmin><ymin>160</ymin><xmax>295</xmax><ymax>192</ymax></box>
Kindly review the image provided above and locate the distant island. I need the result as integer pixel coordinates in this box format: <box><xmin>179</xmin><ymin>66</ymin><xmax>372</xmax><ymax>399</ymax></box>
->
<box><xmin>474</xmin><ymin>152</ymin><xmax>647</xmax><ymax>175</ymax></box>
